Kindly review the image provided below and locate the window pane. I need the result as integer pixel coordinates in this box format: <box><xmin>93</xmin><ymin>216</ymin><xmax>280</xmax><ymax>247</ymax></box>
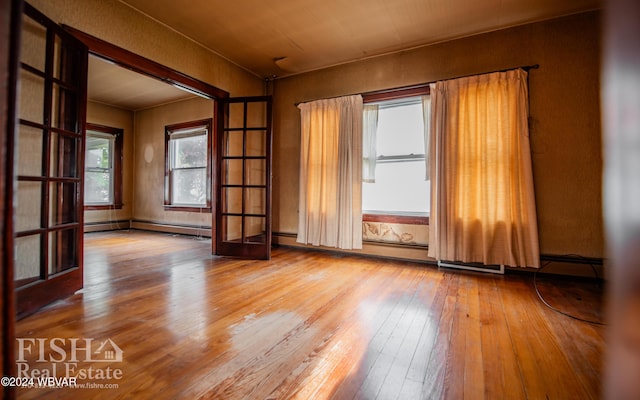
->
<box><xmin>86</xmin><ymin>136</ymin><xmax>112</xmax><ymax>168</ymax></box>
<box><xmin>85</xmin><ymin>171</ymin><xmax>111</xmax><ymax>203</ymax></box>
<box><xmin>172</xmin><ymin>135</ymin><xmax>207</xmax><ymax>168</ymax></box>
<box><xmin>362</xmin><ymin>160</ymin><xmax>430</xmax><ymax>214</ymax></box>
<box><xmin>363</xmin><ymin>96</ymin><xmax>429</xmax><ymax>215</ymax></box>
<box><xmin>376</xmin><ymin>99</ymin><xmax>424</xmax><ymax>157</ymax></box>
<box><xmin>85</xmin><ymin>134</ymin><xmax>113</xmax><ymax>204</ymax></box>
<box><xmin>172</xmin><ymin>168</ymin><xmax>206</xmax><ymax>205</ymax></box>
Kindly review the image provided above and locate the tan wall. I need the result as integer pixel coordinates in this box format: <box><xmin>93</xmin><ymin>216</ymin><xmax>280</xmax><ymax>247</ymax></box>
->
<box><xmin>273</xmin><ymin>11</ymin><xmax>603</xmax><ymax>259</ymax></box>
<box><xmin>28</xmin><ymin>0</ymin><xmax>263</xmax><ymax>97</ymax></box>
<box><xmin>85</xmin><ymin>101</ymin><xmax>134</xmax><ymax>225</ymax></box>
<box><xmin>26</xmin><ymin>0</ymin><xmax>265</xmax><ymax>235</ymax></box>
<box><xmin>132</xmin><ymin>97</ymin><xmax>213</xmax><ymax>228</ymax></box>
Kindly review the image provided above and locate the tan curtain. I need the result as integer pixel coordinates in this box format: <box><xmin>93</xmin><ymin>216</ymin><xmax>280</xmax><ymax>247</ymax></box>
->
<box><xmin>428</xmin><ymin>69</ymin><xmax>540</xmax><ymax>268</ymax></box>
<box><xmin>297</xmin><ymin>95</ymin><xmax>363</xmax><ymax>249</ymax></box>
<box><xmin>421</xmin><ymin>90</ymin><xmax>434</xmax><ymax>180</ymax></box>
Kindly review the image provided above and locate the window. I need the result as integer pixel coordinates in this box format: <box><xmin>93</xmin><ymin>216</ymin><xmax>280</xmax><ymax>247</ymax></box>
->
<box><xmin>84</xmin><ymin>124</ymin><xmax>123</xmax><ymax>209</ymax></box>
<box><xmin>164</xmin><ymin>118</ymin><xmax>212</xmax><ymax>211</ymax></box>
<box><xmin>362</xmin><ymin>88</ymin><xmax>430</xmax><ymax>222</ymax></box>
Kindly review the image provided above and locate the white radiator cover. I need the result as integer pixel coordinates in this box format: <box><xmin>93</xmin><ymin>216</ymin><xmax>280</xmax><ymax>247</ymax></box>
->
<box><xmin>437</xmin><ymin>260</ymin><xmax>505</xmax><ymax>275</ymax></box>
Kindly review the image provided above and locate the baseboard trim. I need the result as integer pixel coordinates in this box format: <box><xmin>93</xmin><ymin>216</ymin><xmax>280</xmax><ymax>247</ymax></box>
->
<box><xmin>272</xmin><ymin>231</ymin><xmax>432</xmax><ymax>264</ymax></box>
<box><xmin>84</xmin><ymin>220</ymin><xmax>131</xmax><ymax>233</ymax></box>
<box><xmin>272</xmin><ymin>232</ymin><xmax>604</xmax><ymax>278</ymax></box>
<box><xmin>130</xmin><ymin>220</ymin><xmax>212</xmax><ymax>238</ymax></box>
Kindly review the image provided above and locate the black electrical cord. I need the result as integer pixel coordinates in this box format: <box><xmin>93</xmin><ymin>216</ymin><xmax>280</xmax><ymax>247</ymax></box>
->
<box><xmin>533</xmin><ymin>255</ymin><xmax>606</xmax><ymax>326</ymax></box>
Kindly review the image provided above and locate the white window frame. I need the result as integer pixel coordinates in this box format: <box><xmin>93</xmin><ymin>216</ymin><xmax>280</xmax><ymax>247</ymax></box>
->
<box><xmin>85</xmin><ymin>130</ymin><xmax>115</xmax><ymax>206</ymax></box>
<box><xmin>362</xmin><ymin>94</ymin><xmax>430</xmax><ymax>219</ymax></box>
<box><xmin>164</xmin><ymin>119</ymin><xmax>212</xmax><ymax>211</ymax></box>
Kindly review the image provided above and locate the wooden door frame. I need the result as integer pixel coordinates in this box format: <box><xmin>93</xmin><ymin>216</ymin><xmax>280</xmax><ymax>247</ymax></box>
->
<box><xmin>1</xmin><ymin>0</ymin><xmax>22</xmax><ymax>396</ymax></box>
<box><xmin>63</xmin><ymin>26</ymin><xmax>229</xmax><ymax>255</ymax></box>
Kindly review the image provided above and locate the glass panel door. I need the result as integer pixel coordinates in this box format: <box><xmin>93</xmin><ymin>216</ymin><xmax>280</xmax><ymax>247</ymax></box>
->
<box><xmin>215</xmin><ymin>96</ymin><xmax>272</xmax><ymax>259</ymax></box>
<box><xmin>14</xmin><ymin>3</ymin><xmax>87</xmax><ymax>317</ymax></box>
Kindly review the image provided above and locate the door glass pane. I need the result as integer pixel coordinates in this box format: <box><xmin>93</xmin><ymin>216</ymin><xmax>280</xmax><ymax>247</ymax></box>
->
<box><xmin>245</xmin><ymin>217</ymin><xmax>266</xmax><ymax>243</ymax></box>
<box><xmin>48</xmin><ymin>229</ymin><xmax>78</xmax><ymax>274</ymax></box>
<box><xmin>52</xmin><ymin>84</ymin><xmax>78</xmax><ymax>132</ymax></box>
<box><xmin>19</xmin><ymin>70</ymin><xmax>44</xmax><ymax>124</ymax></box>
<box><xmin>17</xmin><ymin>125</ymin><xmax>44</xmax><ymax>176</ymax></box>
<box><xmin>224</xmin><ymin>130</ymin><xmax>243</xmax><ymax>157</ymax></box>
<box><xmin>228</xmin><ymin>102</ymin><xmax>245</xmax><ymax>129</ymax></box>
<box><xmin>222</xmin><ymin>159</ymin><xmax>243</xmax><ymax>185</ymax></box>
<box><xmin>50</xmin><ymin>132</ymin><xmax>78</xmax><ymax>177</ymax></box>
<box><xmin>20</xmin><ymin>15</ymin><xmax>47</xmax><ymax>71</ymax></box>
<box><xmin>246</xmin><ymin>102</ymin><xmax>266</xmax><ymax>128</ymax></box>
<box><xmin>49</xmin><ymin>182</ymin><xmax>77</xmax><ymax>226</ymax></box>
<box><xmin>171</xmin><ymin>169</ymin><xmax>206</xmax><ymax>205</ymax></box>
<box><xmin>245</xmin><ymin>187</ymin><xmax>266</xmax><ymax>215</ymax></box>
<box><xmin>222</xmin><ymin>187</ymin><xmax>243</xmax><ymax>214</ymax></box>
<box><xmin>54</xmin><ymin>36</ymin><xmax>85</xmax><ymax>85</ymax></box>
<box><xmin>246</xmin><ymin>130</ymin><xmax>266</xmax><ymax>157</ymax></box>
<box><xmin>245</xmin><ymin>159</ymin><xmax>266</xmax><ymax>186</ymax></box>
<box><xmin>16</xmin><ymin>181</ymin><xmax>42</xmax><ymax>231</ymax></box>
<box><xmin>52</xmin><ymin>34</ymin><xmax>62</xmax><ymax>81</ymax></box>
<box><xmin>15</xmin><ymin>235</ymin><xmax>41</xmax><ymax>283</ymax></box>
<box><xmin>222</xmin><ymin>216</ymin><xmax>242</xmax><ymax>242</ymax></box>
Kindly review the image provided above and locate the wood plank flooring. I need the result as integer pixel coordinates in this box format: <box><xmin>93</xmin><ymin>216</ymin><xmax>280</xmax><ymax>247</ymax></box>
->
<box><xmin>15</xmin><ymin>231</ymin><xmax>605</xmax><ymax>399</ymax></box>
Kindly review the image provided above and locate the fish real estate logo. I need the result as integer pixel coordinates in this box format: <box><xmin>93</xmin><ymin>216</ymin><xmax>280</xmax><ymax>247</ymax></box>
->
<box><xmin>15</xmin><ymin>337</ymin><xmax>125</xmax><ymax>383</ymax></box>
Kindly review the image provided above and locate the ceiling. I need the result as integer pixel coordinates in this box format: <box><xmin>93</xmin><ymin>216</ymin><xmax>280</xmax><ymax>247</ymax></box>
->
<box><xmin>88</xmin><ymin>0</ymin><xmax>601</xmax><ymax>110</ymax></box>
<box><xmin>118</xmin><ymin>0</ymin><xmax>601</xmax><ymax>78</ymax></box>
<box><xmin>88</xmin><ymin>55</ymin><xmax>196</xmax><ymax>111</ymax></box>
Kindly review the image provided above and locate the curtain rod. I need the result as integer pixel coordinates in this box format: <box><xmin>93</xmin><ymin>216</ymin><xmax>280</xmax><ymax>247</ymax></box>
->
<box><xmin>294</xmin><ymin>64</ymin><xmax>539</xmax><ymax>106</ymax></box>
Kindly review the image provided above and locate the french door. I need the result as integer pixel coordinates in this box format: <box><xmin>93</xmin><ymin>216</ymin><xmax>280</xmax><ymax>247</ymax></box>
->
<box><xmin>215</xmin><ymin>96</ymin><xmax>272</xmax><ymax>259</ymax></box>
<box><xmin>14</xmin><ymin>3</ymin><xmax>87</xmax><ymax>317</ymax></box>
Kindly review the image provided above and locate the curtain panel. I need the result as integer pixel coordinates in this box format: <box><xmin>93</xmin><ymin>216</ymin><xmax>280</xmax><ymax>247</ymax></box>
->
<box><xmin>428</xmin><ymin>69</ymin><xmax>540</xmax><ymax>268</ymax></box>
<box><xmin>297</xmin><ymin>95</ymin><xmax>364</xmax><ymax>249</ymax></box>
<box><xmin>362</xmin><ymin>104</ymin><xmax>379</xmax><ymax>183</ymax></box>
<box><xmin>422</xmin><ymin>89</ymin><xmax>434</xmax><ymax>180</ymax></box>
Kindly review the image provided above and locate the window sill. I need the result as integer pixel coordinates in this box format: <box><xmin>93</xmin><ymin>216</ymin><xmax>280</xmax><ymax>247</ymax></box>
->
<box><xmin>164</xmin><ymin>205</ymin><xmax>211</xmax><ymax>213</ymax></box>
<box><xmin>85</xmin><ymin>203</ymin><xmax>123</xmax><ymax>211</ymax></box>
<box><xmin>363</xmin><ymin>213</ymin><xmax>429</xmax><ymax>225</ymax></box>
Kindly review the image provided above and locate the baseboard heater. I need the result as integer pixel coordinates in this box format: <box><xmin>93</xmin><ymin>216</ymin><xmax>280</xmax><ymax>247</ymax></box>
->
<box><xmin>437</xmin><ymin>260</ymin><xmax>505</xmax><ymax>275</ymax></box>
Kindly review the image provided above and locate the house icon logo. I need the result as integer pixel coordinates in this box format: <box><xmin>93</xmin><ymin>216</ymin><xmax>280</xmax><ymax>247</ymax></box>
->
<box><xmin>92</xmin><ymin>338</ymin><xmax>124</xmax><ymax>362</ymax></box>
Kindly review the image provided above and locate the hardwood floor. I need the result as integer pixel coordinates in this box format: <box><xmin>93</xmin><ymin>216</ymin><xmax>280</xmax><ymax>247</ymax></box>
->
<box><xmin>15</xmin><ymin>231</ymin><xmax>605</xmax><ymax>399</ymax></box>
